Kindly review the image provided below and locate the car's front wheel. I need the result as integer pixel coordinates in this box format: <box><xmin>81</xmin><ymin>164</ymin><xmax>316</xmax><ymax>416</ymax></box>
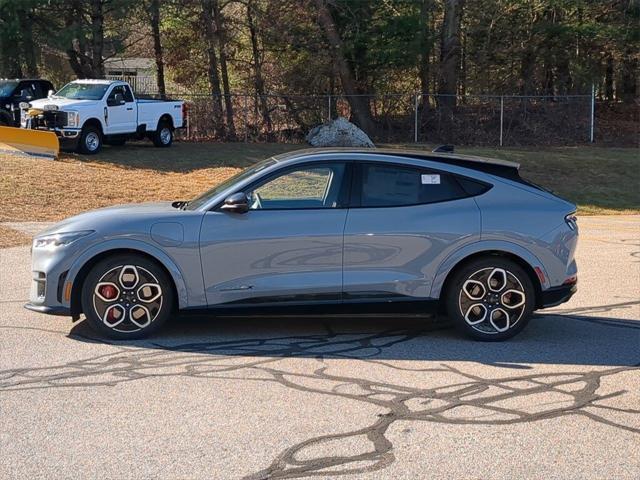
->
<box><xmin>445</xmin><ymin>257</ymin><xmax>535</xmax><ymax>341</ymax></box>
<box><xmin>78</xmin><ymin>124</ymin><xmax>103</xmax><ymax>154</ymax></box>
<box><xmin>81</xmin><ymin>254</ymin><xmax>174</xmax><ymax>339</ymax></box>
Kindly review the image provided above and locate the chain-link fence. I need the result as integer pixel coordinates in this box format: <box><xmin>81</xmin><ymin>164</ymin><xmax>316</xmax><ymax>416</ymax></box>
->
<box><xmin>122</xmin><ymin>77</ymin><xmax>596</xmax><ymax>146</ymax></box>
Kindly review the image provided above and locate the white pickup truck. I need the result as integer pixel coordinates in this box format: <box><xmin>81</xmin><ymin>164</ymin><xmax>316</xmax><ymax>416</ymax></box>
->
<box><xmin>21</xmin><ymin>79</ymin><xmax>185</xmax><ymax>154</ymax></box>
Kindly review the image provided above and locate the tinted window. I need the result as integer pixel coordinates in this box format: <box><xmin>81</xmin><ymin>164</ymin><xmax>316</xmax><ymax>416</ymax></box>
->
<box><xmin>359</xmin><ymin>163</ymin><xmax>466</xmax><ymax>207</ymax></box>
<box><xmin>249</xmin><ymin>164</ymin><xmax>346</xmax><ymax>210</ymax></box>
<box><xmin>123</xmin><ymin>85</ymin><xmax>134</xmax><ymax>102</ymax></box>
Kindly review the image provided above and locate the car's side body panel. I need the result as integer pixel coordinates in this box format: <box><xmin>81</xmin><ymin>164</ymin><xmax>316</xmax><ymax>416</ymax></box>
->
<box><xmin>199</xmin><ymin>209</ymin><xmax>347</xmax><ymax>306</ymax></box>
<box><xmin>343</xmin><ymin>197</ymin><xmax>480</xmax><ymax>300</ymax></box>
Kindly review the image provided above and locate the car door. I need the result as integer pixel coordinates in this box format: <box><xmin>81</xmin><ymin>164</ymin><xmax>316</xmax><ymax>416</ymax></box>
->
<box><xmin>343</xmin><ymin>161</ymin><xmax>481</xmax><ymax>302</ymax></box>
<box><xmin>105</xmin><ymin>85</ymin><xmax>136</xmax><ymax>134</ymax></box>
<box><xmin>199</xmin><ymin>161</ymin><xmax>350</xmax><ymax>307</ymax></box>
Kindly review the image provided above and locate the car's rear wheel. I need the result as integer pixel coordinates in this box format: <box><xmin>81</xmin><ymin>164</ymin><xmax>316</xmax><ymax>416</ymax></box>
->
<box><xmin>81</xmin><ymin>254</ymin><xmax>174</xmax><ymax>339</ymax></box>
<box><xmin>152</xmin><ymin>121</ymin><xmax>173</xmax><ymax>147</ymax></box>
<box><xmin>445</xmin><ymin>257</ymin><xmax>535</xmax><ymax>341</ymax></box>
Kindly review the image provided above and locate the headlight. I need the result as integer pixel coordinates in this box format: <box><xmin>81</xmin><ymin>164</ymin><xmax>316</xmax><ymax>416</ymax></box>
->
<box><xmin>66</xmin><ymin>111</ymin><xmax>80</xmax><ymax>127</ymax></box>
<box><xmin>33</xmin><ymin>230</ymin><xmax>94</xmax><ymax>249</ymax></box>
<box><xmin>19</xmin><ymin>102</ymin><xmax>30</xmax><ymax>109</ymax></box>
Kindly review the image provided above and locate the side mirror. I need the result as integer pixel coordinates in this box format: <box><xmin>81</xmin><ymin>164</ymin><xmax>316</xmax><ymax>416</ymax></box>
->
<box><xmin>47</xmin><ymin>89</ymin><xmax>55</xmax><ymax>98</ymax></box>
<box><xmin>220</xmin><ymin>192</ymin><xmax>249</xmax><ymax>214</ymax></box>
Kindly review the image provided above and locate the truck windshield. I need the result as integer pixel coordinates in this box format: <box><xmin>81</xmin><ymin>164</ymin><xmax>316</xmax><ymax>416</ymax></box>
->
<box><xmin>0</xmin><ymin>80</ymin><xmax>18</xmax><ymax>97</ymax></box>
<box><xmin>55</xmin><ymin>83</ymin><xmax>109</xmax><ymax>100</ymax></box>
<box><xmin>185</xmin><ymin>159</ymin><xmax>277</xmax><ymax>210</ymax></box>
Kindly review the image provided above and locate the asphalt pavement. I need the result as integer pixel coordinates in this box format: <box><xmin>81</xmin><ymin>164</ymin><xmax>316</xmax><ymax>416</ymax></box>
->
<box><xmin>1</xmin><ymin>215</ymin><xmax>638</xmax><ymax>479</ymax></box>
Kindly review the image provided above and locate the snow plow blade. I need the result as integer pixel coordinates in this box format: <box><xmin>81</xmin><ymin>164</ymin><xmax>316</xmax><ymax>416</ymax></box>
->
<box><xmin>0</xmin><ymin>126</ymin><xmax>59</xmax><ymax>160</ymax></box>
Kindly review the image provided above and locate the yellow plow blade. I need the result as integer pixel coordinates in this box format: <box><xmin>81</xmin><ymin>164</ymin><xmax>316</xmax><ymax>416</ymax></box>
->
<box><xmin>0</xmin><ymin>126</ymin><xmax>59</xmax><ymax>160</ymax></box>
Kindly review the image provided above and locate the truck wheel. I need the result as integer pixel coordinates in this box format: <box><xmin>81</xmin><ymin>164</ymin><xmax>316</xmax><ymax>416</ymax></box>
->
<box><xmin>78</xmin><ymin>124</ymin><xmax>103</xmax><ymax>154</ymax></box>
<box><xmin>153</xmin><ymin>121</ymin><xmax>173</xmax><ymax>147</ymax></box>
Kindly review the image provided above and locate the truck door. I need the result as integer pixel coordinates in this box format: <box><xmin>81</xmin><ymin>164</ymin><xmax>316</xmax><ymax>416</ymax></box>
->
<box><xmin>105</xmin><ymin>85</ymin><xmax>136</xmax><ymax>134</ymax></box>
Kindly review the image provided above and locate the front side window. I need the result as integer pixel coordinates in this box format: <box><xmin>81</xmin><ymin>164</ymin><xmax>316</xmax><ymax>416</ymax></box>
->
<box><xmin>56</xmin><ymin>82</ymin><xmax>109</xmax><ymax>100</ymax></box>
<box><xmin>359</xmin><ymin>163</ymin><xmax>467</xmax><ymax>207</ymax></box>
<box><xmin>249</xmin><ymin>164</ymin><xmax>346</xmax><ymax>210</ymax></box>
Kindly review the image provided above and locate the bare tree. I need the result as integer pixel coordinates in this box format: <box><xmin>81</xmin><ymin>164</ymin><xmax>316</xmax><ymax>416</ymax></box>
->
<box><xmin>313</xmin><ymin>0</ymin><xmax>374</xmax><ymax>133</ymax></box>
<box><xmin>438</xmin><ymin>0</ymin><xmax>465</xmax><ymax>106</ymax></box>
<box><xmin>247</xmin><ymin>0</ymin><xmax>272</xmax><ymax>133</ymax></box>
<box><xmin>212</xmin><ymin>0</ymin><xmax>236</xmax><ymax>139</ymax></box>
<box><xmin>149</xmin><ymin>0</ymin><xmax>166</xmax><ymax>98</ymax></box>
<box><xmin>202</xmin><ymin>0</ymin><xmax>226</xmax><ymax>137</ymax></box>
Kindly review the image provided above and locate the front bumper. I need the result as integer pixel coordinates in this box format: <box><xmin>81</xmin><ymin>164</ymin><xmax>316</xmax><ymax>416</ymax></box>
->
<box><xmin>24</xmin><ymin>303</ymin><xmax>70</xmax><ymax>316</ymax></box>
<box><xmin>540</xmin><ymin>283</ymin><xmax>577</xmax><ymax>308</ymax></box>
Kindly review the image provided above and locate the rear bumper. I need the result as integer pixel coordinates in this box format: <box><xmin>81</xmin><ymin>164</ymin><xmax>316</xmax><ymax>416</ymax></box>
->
<box><xmin>540</xmin><ymin>283</ymin><xmax>577</xmax><ymax>308</ymax></box>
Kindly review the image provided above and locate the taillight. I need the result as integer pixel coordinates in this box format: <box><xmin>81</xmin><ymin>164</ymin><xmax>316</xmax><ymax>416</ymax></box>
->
<box><xmin>565</xmin><ymin>213</ymin><xmax>577</xmax><ymax>231</ymax></box>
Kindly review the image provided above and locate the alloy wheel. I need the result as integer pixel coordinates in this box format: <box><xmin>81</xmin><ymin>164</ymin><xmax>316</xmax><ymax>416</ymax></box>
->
<box><xmin>92</xmin><ymin>264</ymin><xmax>163</xmax><ymax>333</ymax></box>
<box><xmin>159</xmin><ymin>127</ymin><xmax>171</xmax><ymax>144</ymax></box>
<box><xmin>458</xmin><ymin>267</ymin><xmax>527</xmax><ymax>334</ymax></box>
<box><xmin>85</xmin><ymin>132</ymin><xmax>100</xmax><ymax>151</ymax></box>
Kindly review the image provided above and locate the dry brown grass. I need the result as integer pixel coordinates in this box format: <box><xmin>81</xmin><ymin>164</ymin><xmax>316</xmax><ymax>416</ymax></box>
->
<box><xmin>1</xmin><ymin>142</ymin><xmax>638</xmax><ymax>227</ymax></box>
<box><xmin>0</xmin><ymin>225</ymin><xmax>32</xmax><ymax>248</ymax></box>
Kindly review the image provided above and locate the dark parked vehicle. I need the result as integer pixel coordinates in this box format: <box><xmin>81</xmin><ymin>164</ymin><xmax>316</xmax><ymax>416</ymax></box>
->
<box><xmin>0</xmin><ymin>79</ymin><xmax>54</xmax><ymax>126</ymax></box>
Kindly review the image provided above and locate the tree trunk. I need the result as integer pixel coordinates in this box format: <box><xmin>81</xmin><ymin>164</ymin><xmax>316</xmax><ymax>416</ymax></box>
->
<box><xmin>89</xmin><ymin>0</ymin><xmax>105</xmax><ymax>78</ymax></box>
<box><xmin>313</xmin><ymin>0</ymin><xmax>374</xmax><ymax>133</ymax></box>
<box><xmin>202</xmin><ymin>0</ymin><xmax>226</xmax><ymax>137</ymax></box>
<box><xmin>604</xmin><ymin>55</ymin><xmax>614</xmax><ymax>101</ymax></box>
<box><xmin>419</xmin><ymin>0</ymin><xmax>430</xmax><ymax>111</ymax></box>
<box><xmin>19</xmin><ymin>8</ymin><xmax>38</xmax><ymax>77</ymax></box>
<box><xmin>212</xmin><ymin>0</ymin><xmax>236</xmax><ymax>139</ymax></box>
<box><xmin>438</xmin><ymin>0</ymin><xmax>465</xmax><ymax>107</ymax></box>
<box><xmin>247</xmin><ymin>0</ymin><xmax>272</xmax><ymax>133</ymax></box>
<box><xmin>149</xmin><ymin>0</ymin><xmax>166</xmax><ymax>99</ymax></box>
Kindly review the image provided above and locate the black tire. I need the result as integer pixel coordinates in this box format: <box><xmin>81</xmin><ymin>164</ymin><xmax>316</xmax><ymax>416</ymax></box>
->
<box><xmin>81</xmin><ymin>254</ymin><xmax>175</xmax><ymax>340</ymax></box>
<box><xmin>78</xmin><ymin>124</ymin><xmax>103</xmax><ymax>154</ymax></box>
<box><xmin>152</xmin><ymin>121</ymin><xmax>173</xmax><ymax>147</ymax></box>
<box><xmin>445</xmin><ymin>257</ymin><xmax>535</xmax><ymax>341</ymax></box>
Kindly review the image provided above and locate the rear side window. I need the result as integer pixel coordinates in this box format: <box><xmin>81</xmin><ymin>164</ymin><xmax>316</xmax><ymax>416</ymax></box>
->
<box><xmin>358</xmin><ymin>163</ymin><xmax>468</xmax><ymax>207</ymax></box>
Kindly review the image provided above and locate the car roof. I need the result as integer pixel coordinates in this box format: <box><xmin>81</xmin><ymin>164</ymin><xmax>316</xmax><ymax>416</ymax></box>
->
<box><xmin>71</xmin><ymin>79</ymin><xmax>119</xmax><ymax>85</ymax></box>
<box><xmin>272</xmin><ymin>147</ymin><xmax>519</xmax><ymax>168</ymax></box>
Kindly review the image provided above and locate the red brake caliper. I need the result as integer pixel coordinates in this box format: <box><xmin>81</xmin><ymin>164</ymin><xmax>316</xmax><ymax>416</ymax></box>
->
<box><xmin>99</xmin><ymin>285</ymin><xmax>118</xmax><ymax>300</ymax></box>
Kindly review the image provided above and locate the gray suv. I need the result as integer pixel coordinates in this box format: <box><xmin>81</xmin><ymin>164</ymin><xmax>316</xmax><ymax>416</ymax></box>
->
<box><xmin>26</xmin><ymin>148</ymin><xmax>578</xmax><ymax>341</ymax></box>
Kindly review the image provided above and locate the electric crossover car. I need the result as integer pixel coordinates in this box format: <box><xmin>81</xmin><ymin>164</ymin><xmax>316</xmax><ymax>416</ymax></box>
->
<box><xmin>26</xmin><ymin>148</ymin><xmax>578</xmax><ymax>341</ymax></box>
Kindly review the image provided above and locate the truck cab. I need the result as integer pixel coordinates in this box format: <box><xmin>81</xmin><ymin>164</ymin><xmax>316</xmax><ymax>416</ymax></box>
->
<box><xmin>0</xmin><ymin>79</ymin><xmax>54</xmax><ymax>127</ymax></box>
<box><xmin>21</xmin><ymin>79</ymin><xmax>185</xmax><ymax>154</ymax></box>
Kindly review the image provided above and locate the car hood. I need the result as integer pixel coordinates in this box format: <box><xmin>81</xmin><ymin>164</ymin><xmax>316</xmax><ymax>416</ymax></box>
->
<box><xmin>37</xmin><ymin>201</ymin><xmax>180</xmax><ymax>237</ymax></box>
<box><xmin>28</xmin><ymin>97</ymin><xmax>99</xmax><ymax>110</ymax></box>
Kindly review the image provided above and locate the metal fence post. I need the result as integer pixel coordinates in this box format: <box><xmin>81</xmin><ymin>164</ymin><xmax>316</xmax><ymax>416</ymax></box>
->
<box><xmin>414</xmin><ymin>93</ymin><xmax>419</xmax><ymax>143</ymax></box>
<box><xmin>243</xmin><ymin>94</ymin><xmax>248</xmax><ymax>143</ymax></box>
<box><xmin>590</xmin><ymin>83</ymin><xmax>595</xmax><ymax>143</ymax></box>
<box><xmin>499</xmin><ymin>95</ymin><xmax>504</xmax><ymax>147</ymax></box>
<box><xmin>327</xmin><ymin>95</ymin><xmax>331</xmax><ymax>122</ymax></box>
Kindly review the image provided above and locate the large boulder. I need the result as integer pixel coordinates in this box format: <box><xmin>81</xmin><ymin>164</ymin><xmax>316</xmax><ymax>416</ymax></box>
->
<box><xmin>306</xmin><ymin>117</ymin><xmax>375</xmax><ymax>148</ymax></box>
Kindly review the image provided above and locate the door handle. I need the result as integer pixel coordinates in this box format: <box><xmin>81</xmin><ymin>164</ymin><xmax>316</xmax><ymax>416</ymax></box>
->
<box><xmin>126</xmin><ymin>107</ymin><xmax>133</xmax><ymax>111</ymax></box>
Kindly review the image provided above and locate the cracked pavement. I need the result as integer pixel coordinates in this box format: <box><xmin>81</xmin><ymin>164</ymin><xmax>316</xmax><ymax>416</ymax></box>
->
<box><xmin>1</xmin><ymin>216</ymin><xmax>639</xmax><ymax>479</ymax></box>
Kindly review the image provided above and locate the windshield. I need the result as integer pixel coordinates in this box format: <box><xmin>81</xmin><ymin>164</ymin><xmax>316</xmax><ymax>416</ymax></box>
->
<box><xmin>0</xmin><ymin>80</ymin><xmax>18</xmax><ymax>97</ymax></box>
<box><xmin>55</xmin><ymin>82</ymin><xmax>109</xmax><ymax>100</ymax></box>
<box><xmin>185</xmin><ymin>159</ymin><xmax>277</xmax><ymax>210</ymax></box>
